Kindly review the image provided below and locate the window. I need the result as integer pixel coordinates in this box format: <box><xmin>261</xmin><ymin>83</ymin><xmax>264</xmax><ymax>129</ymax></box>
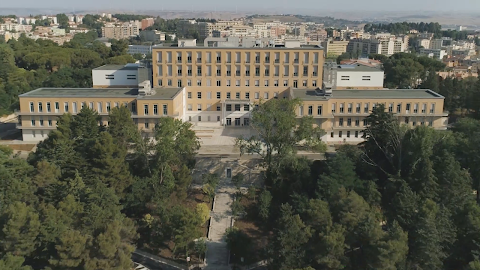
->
<box><xmin>235</xmin><ymin>104</ymin><xmax>241</xmax><ymax>111</ymax></box>
<box><xmin>236</xmin><ymin>92</ymin><xmax>240</xmax><ymax>99</ymax></box>
<box><xmin>422</xmin><ymin>103</ymin><xmax>426</xmax><ymax>113</ymax></box>
<box><xmin>31</xmin><ymin>119</ymin><xmax>35</xmax><ymax>126</ymax></box>
<box><xmin>283</xmin><ymin>80</ymin><xmax>288</xmax><ymax>87</ymax></box>
<box><xmin>362</xmin><ymin>76</ymin><xmax>371</xmax><ymax>81</ymax></box>
<box><xmin>339</xmin><ymin>118</ymin><xmax>344</xmax><ymax>126</ymax></box>
<box><xmin>217</xmin><ymin>105</ymin><xmax>221</xmax><ymax>111</ymax></box>
<box><xmin>145</xmin><ymin>122</ymin><xmax>149</xmax><ymax>129</ymax></box>
<box><xmin>332</xmin><ymin>104</ymin><xmax>336</xmax><ymax>113</ymax></box>
<box><xmin>302</xmin><ymin>80</ymin><xmax>307</xmax><ymax>87</ymax></box>
<box><xmin>97</xmin><ymin>102</ymin><xmax>103</xmax><ymax>113</ymax></box>
<box><xmin>29</xmin><ymin>102</ymin><xmax>34</xmax><ymax>112</ymax></box>
<box><xmin>299</xmin><ymin>106</ymin><xmax>303</xmax><ymax>116</ymax></box>
<box><xmin>64</xmin><ymin>102</ymin><xmax>69</xmax><ymax>112</ymax></box>
<box><xmin>207</xmin><ymin>104</ymin><xmax>211</xmax><ymax>111</ymax></box>
<box><xmin>255</xmin><ymin>80</ymin><xmax>259</xmax><ymax>87</ymax></box>
<box><xmin>197</xmin><ymin>80</ymin><xmax>202</xmax><ymax>86</ymax></box>
<box><xmin>406</xmin><ymin>103</ymin><xmax>411</xmax><ymax>113</ymax></box>
<box><xmin>207</xmin><ymin>79</ymin><xmax>211</xmax><ymax>86</ymax></box>
<box><xmin>131</xmin><ymin>102</ymin><xmax>137</xmax><ymax>113</ymax></box>
<box><xmin>341</xmin><ymin>76</ymin><xmax>350</xmax><ymax>81</ymax></box>
<box><xmin>317</xmin><ymin>106</ymin><xmax>322</xmax><ymax>115</ymax></box>
<box><xmin>356</xmin><ymin>103</ymin><xmax>361</xmax><ymax>113</ymax></box>
<box><xmin>347</xmin><ymin>131</ymin><xmax>350</xmax><ymax>138</ymax></box>
<box><xmin>48</xmin><ymin>120</ymin><xmax>52</xmax><ymax>126</ymax></box>
<box><xmin>38</xmin><ymin>102</ymin><xmax>43</xmax><ymax>112</ymax></box>
<box><xmin>348</xmin><ymin>103</ymin><xmax>352</xmax><ymax>113</ymax></box>
<box><xmin>340</xmin><ymin>103</ymin><xmax>344</xmax><ymax>113</ymax></box>
<box><xmin>236</xmin><ymin>80</ymin><xmax>240</xmax><ymax>86</ymax></box>
<box><xmin>153</xmin><ymin>104</ymin><xmax>158</xmax><ymax>115</ymax></box>
<box><xmin>293</xmin><ymin>80</ymin><xmax>298</xmax><ymax>88</ymax></box>
<box><xmin>158</xmin><ymin>79</ymin><xmax>163</xmax><ymax>86</ymax></box>
<box><xmin>264</xmin><ymin>92</ymin><xmax>269</xmax><ymax>99</ymax></box>
<box><xmin>226</xmin><ymin>168</ymin><xmax>232</xmax><ymax>178</ymax></box>
<box><xmin>198</xmin><ymin>116</ymin><xmax>202</xmax><ymax>122</ymax></box>
<box><xmin>255</xmin><ymin>92</ymin><xmax>259</xmax><ymax>99</ymax></box>
<box><xmin>397</xmin><ymin>104</ymin><xmax>402</xmax><ymax>113</ymax></box>
<box><xmin>226</xmin><ymin>92</ymin><xmax>231</xmax><ymax>99</ymax></box>
<box><xmin>339</xmin><ymin>131</ymin><xmax>343</xmax><ymax>138</ymax></box>
<box><xmin>197</xmin><ymin>104</ymin><xmax>202</xmax><ymax>111</ymax></box>
<box><xmin>105</xmin><ymin>74</ymin><xmax>114</xmax><ymax>80</ymax></box>
<box><xmin>217</xmin><ymin>80</ymin><xmax>221</xmax><ymax>86</ymax></box>
<box><xmin>245</xmin><ymin>80</ymin><xmax>250</xmax><ymax>87</ymax></box>
<box><xmin>264</xmin><ymin>80</ymin><xmax>269</xmax><ymax>87</ymax></box>
<box><xmin>331</xmin><ymin>132</ymin><xmax>334</xmax><ymax>138</ymax></box>
<box><xmin>39</xmin><ymin>119</ymin><xmax>44</xmax><ymax>126</ymax></box>
<box><xmin>430</xmin><ymin>104</ymin><xmax>435</xmax><ymax>113</ymax></box>
<box><xmin>144</xmin><ymin>105</ymin><xmax>149</xmax><ymax>115</ymax></box>
<box><xmin>167</xmin><ymin>79</ymin><xmax>172</xmax><ymax>86</ymax></box>
<box><xmin>355</xmin><ymin>131</ymin><xmax>359</xmax><ymax>138</ymax></box>
<box><xmin>389</xmin><ymin>103</ymin><xmax>393</xmax><ymax>112</ymax></box>
<box><xmin>244</xmin><ymin>104</ymin><xmax>250</xmax><ymax>111</ymax></box>
<box><xmin>188</xmin><ymin>104</ymin><xmax>192</xmax><ymax>111</ymax></box>
<box><xmin>226</xmin><ymin>104</ymin><xmax>232</xmax><ymax>111</ymax></box>
<box><xmin>244</xmin><ymin>118</ymin><xmax>250</xmax><ymax>126</ymax></box>
<box><xmin>313</xmin><ymin>80</ymin><xmax>317</xmax><ymax>87</ymax></box>
<box><xmin>363</xmin><ymin>119</ymin><xmax>368</xmax><ymax>126</ymax></box>
<box><xmin>414</xmin><ymin>103</ymin><xmax>418</xmax><ymax>113</ymax></box>
<box><xmin>364</xmin><ymin>103</ymin><xmax>369</xmax><ymax>113</ymax></box>
<box><xmin>73</xmin><ymin>102</ymin><xmax>77</xmax><ymax>113</ymax></box>
<box><xmin>347</xmin><ymin>118</ymin><xmax>352</xmax><ymax>126</ymax></box>
<box><xmin>197</xmin><ymin>92</ymin><xmax>202</xmax><ymax>99</ymax></box>
<box><xmin>245</xmin><ymin>92</ymin><xmax>250</xmax><ymax>99</ymax></box>
<box><xmin>355</xmin><ymin>119</ymin><xmax>360</xmax><ymax>126</ymax></box>
<box><xmin>308</xmin><ymin>106</ymin><xmax>313</xmax><ymax>115</ymax></box>
<box><xmin>197</xmin><ymin>66</ymin><xmax>202</xmax><ymax>76</ymax></box>
<box><xmin>187</xmin><ymin>79</ymin><xmax>192</xmax><ymax>86</ymax></box>
<box><xmin>207</xmin><ymin>92</ymin><xmax>212</xmax><ymax>99</ymax></box>
<box><xmin>274</xmin><ymin>80</ymin><xmax>279</xmax><ymax>87</ymax></box>
<box><xmin>46</xmin><ymin>102</ymin><xmax>51</xmax><ymax>112</ymax></box>
<box><xmin>405</xmin><ymin>117</ymin><xmax>409</xmax><ymax>124</ymax></box>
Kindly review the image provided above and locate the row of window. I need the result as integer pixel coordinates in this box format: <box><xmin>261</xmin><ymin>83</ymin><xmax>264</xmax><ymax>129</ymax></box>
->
<box><xmin>159</xmin><ymin>65</ymin><xmax>319</xmax><ymax>77</ymax></box>
<box><xmin>188</xmin><ymin>91</ymin><xmax>279</xmax><ymax>100</ymax></box>
<box><xmin>298</xmin><ymin>102</ymin><xmax>437</xmax><ymax>116</ymax></box>
<box><xmin>186</xmin><ymin>116</ymin><xmax>250</xmax><ymax>126</ymax></box>
<box><xmin>187</xmin><ymin>104</ymin><xmax>250</xmax><ymax>112</ymax></box>
<box><xmin>157</xmin><ymin>51</ymin><xmax>320</xmax><ymax>64</ymax></box>
<box><xmin>331</xmin><ymin>131</ymin><xmax>362</xmax><ymax>138</ymax></box>
<box><xmin>158</xmin><ymin>78</ymin><xmax>318</xmax><ymax>88</ymax></box>
<box><xmin>340</xmin><ymin>75</ymin><xmax>371</xmax><ymax>81</ymax></box>
<box><xmin>29</xmin><ymin>102</ymin><xmax>168</xmax><ymax>116</ymax></box>
<box><xmin>30</xmin><ymin>119</ymin><xmax>53</xmax><ymax>127</ymax></box>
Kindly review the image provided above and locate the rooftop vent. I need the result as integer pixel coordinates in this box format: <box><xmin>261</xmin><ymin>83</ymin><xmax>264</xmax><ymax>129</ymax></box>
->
<box><xmin>138</xmin><ymin>80</ymin><xmax>155</xmax><ymax>96</ymax></box>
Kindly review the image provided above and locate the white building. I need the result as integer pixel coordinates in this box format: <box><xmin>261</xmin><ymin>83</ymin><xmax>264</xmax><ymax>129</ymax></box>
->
<box><xmin>92</xmin><ymin>64</ymin><xmax>144</xmax><ymax>88</ymax></box>
<box><xmin>419</xmin><ymin>48</ymin><xmax>447</xmax><ymax>60</ymax></box>
<box><xmin>127</xmin><ymin>45</ymin><xmax>153</xmax><ymax>55</ymax></box>
<box><xmin>324</xmin><ymin>64</ymin><xmax>385</xmax><ymax>90</ymax></box>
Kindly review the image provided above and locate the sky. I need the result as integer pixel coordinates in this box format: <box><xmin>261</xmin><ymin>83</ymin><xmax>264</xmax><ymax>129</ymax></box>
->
<box><xmin>1</xmin><ymin>0</ymin><xmax>480</xmax><ymax>13</ymax></box>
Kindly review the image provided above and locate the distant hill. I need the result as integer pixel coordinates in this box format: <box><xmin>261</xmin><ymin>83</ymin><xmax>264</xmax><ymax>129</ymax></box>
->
<box><xmin>246</xmin><ymin>14</ymin><xmax>363</xmax><ymax>27</ymax></box>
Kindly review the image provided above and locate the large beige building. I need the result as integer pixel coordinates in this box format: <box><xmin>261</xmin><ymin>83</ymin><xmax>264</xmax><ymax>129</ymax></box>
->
<box><xmin>102</xmin><ymin>24</ymin><xmax>140</xmax><ymax>39</ymax></box>
<box><xmin>16</xmin><ymin>39</ymin><xmax>448</xmax><ymax>143</ymax></box>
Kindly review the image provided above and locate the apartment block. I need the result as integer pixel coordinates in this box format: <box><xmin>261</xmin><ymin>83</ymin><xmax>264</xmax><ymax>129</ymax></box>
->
<box><xmin>323</xmin><ymin>63</ymin><xmax>384</xmax><ymax>90</ymax></box>
<box><xmin>322</xmin><ymin>39</ymin><xmax>349</xmax><ymax>57</ymax></box>
<box><xmin>102</xmin><ymin>24</ymin><xmax>140</xmax><ymax>39</ymax></box>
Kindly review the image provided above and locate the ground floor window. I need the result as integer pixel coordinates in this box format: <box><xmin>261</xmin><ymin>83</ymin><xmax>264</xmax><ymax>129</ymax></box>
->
<box><xmin>217</xmin><ymin>116</ymin><xmax>220</xmax><ymax>121</ymax></box>
<box><xmin>235</xmin><ymin>118</ymin><xmax>241</xmax><ymax>126</ymax></box>
<box><xmin>347</xmin><ymin>131</ymin><xmax>350</xmax><ymax>138</ymax></box>
<box><xmin>330</xmin><ymin>132</ymin><xmax>334</xmax><ymax>138</ymax></box>
<box><xmin>339</xmin><ymin>131</ymin><xmax>343</xmax><ymax>138</ymax></box>
<box><xmin>244</xmin><ymin>118</ymin><xmax>250</xmax><ymax>126</ymax></box>
<box><xmin>198</xmin><ymin>116</ymin><xmax>201</xmax><ymax>122</ymax></box>
<box><xmin>226</xmin><ymin>118</ymin><xmax>232</xmax><ymax>126</ymax></box>
<box><xmin>355</xmin><ymin>131</ymin><xmax>359</xmax><ymax>138</ymax></box>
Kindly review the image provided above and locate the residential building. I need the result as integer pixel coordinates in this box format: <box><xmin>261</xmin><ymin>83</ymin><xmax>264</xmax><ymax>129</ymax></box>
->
<box><xmin>347</xmin><ymin>36</ymin><xmax>407</xmax><ymax>56</ymax></box>
<box><xmin>101</xmin><ymin>23</ymin><xmax>140</xmax><ymax>39</ymax></box>
<box><xmin>176</xmin><ymin>20</ymin><xmax>209</xmax><ymax>41</ymax></box>
<box><xmin>141</xmin><ymin>18</ymin><xmax>155</xmax><ymax>30</ymax></box>
<box><xmin>322</xmin><ymin>39</ymin><xmax>349</xmax><ymax>57</ymax></box>
<box><xmin>419</xmin><ymin>48</ymin><xmax>447</xmax><ymax>60</ymax></box>
<box><xmin>323</xmin><ymin>63</ymin><xmax>384</xmax><ymax>90</ymax></box>
<box><xmin>140</xmin><ymin>30</ymin><xmax>165</xmax><ymax>42</ymax></box>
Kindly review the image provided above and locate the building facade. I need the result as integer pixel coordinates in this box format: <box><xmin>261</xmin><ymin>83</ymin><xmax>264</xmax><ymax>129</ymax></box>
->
<box><xmin>16</xmin><ymin>39</ymin><xmax>448</xmax><ymax>143</ymax></box>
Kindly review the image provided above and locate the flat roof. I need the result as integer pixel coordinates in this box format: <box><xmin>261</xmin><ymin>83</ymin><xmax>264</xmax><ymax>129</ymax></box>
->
<box><xmin>334</xmin><ymin>64</ymin><xmax>383</xmax><ymax>72</ymax></box>
<box><xmin>153</xmin><ymin>44</ymin><xmax>323</xmax><ymax>50</ymax></box>
<box><xmin>93</xmin><ymin>65</ymin><xmax>139</xmax><ymax>71</ymax></box>
<box><xmin>19</xmin><ymin>87</ymin><xmax>182</xmax><ymax>100</ymax></box>
<box><xmin>293</xmin><ymin>89</ymin><xmax>444</xmax><ymax>101</ymax></box>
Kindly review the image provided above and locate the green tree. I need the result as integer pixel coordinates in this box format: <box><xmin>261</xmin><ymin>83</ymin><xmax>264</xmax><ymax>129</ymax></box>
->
<box><xmin>56</xmin><ymin>14</ymin><xmax>70</xmax><ymax>30</ymax></box>
<box><xmin>258</xmin><ymin>189</ymin><xmax>272</xmax><ymax>221</ymax></box>
<box><xmin>236</xmin><ymin>98</ymin><xmax>325</xmax><ymax>179</ymax></box>
<box><xmin>231</xmin><ymin>173</ymin><xmax>244</xmax><ymax>189</ymax></box>
<box><xmin>0</xmin><ymin>253</ymin><xmax>32</xmax><ymax>270</ymax></box>
<box><xmin>268</xmin><ymin>204</ymin><xmax>311</xmax><ymax>270</ymax></box>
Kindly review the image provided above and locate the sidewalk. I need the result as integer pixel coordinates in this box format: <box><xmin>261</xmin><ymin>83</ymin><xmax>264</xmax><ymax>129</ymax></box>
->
<box><xmin>205</xmin><ymin>183</ymin><xmax>236</xmax><ymax>270</ymax></box>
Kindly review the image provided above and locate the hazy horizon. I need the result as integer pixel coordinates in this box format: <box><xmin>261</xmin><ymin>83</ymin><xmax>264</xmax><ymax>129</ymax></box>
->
<box><xmin>1</xmin><ymin>0</ymin><xmax>480</xmax><ymax>13</ymax></box>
